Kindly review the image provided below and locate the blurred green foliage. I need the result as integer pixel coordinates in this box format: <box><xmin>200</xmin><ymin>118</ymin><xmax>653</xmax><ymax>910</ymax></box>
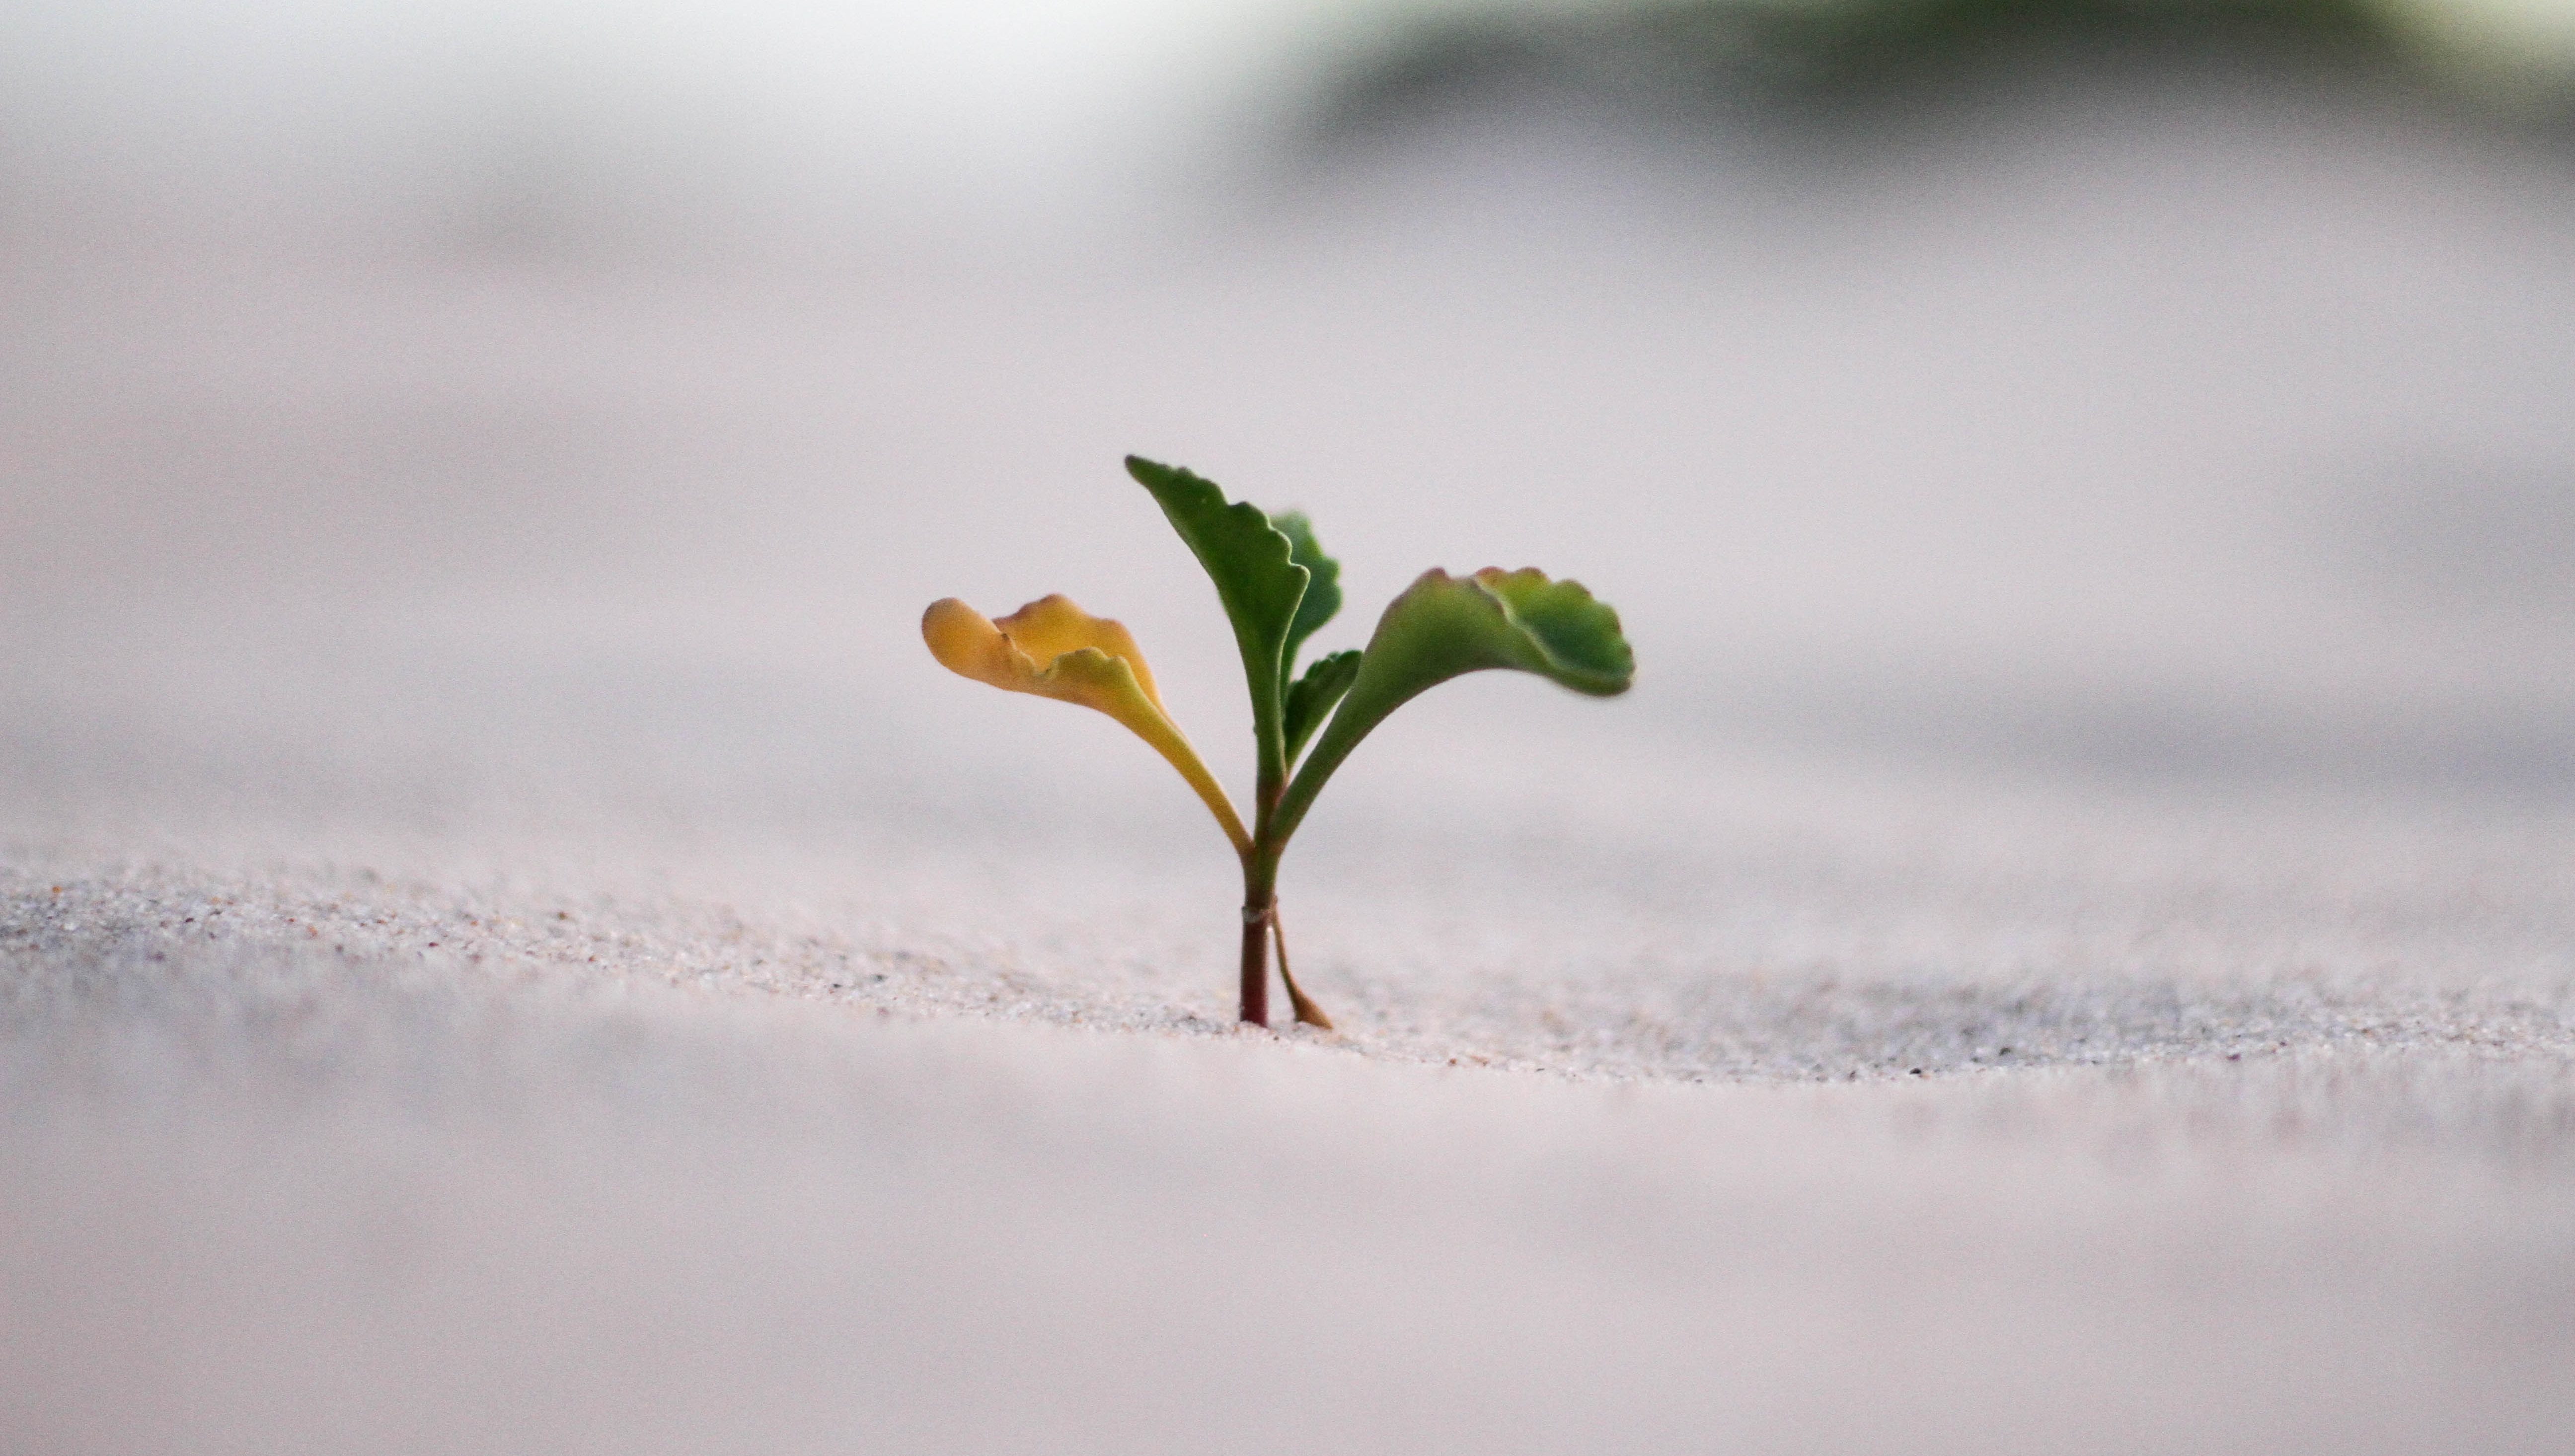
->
<box><xmin>1308</xmin><ymin>0</ymin><xmax>2556</xmax><ymax>146</ymax></box>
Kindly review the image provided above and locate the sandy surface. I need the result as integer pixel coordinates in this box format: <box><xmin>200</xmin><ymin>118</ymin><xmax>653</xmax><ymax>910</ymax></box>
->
<box><xmin>7</xmin><ymin>78</ymin><xmax>2575</xmax><ymax>1454</ymax></box>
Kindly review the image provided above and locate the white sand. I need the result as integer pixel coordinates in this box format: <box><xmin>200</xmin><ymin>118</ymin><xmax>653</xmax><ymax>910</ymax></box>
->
<box><xmin>6</xmin><ymin>80</ymin><xmax>2575</xmax><ymax>1453</ymax></box>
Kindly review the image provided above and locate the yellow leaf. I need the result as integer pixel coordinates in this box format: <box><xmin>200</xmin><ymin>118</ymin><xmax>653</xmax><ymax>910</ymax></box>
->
<box><xmin>923</xmin><ymin>595</ymin><xmax>1250</xmax><ymax>856</ymax></box>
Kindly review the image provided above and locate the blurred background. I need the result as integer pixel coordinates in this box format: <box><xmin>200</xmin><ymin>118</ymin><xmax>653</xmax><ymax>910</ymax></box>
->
<box><xmin>16</xmin><ymin>17</ymin><xmax>2575</xmax><ymax>1449</ymax></box>
<box><xmin>5</xmin><ymin>0</ymin><xmax>2575</xmax><ymax>860</ymax></box>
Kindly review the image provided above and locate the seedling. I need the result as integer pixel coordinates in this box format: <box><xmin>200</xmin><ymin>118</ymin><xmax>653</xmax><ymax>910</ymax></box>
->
<box><xmin>923</xmin><ymin>456</ymin><xmax>1634</xmax><ymax>1027</ymax></box>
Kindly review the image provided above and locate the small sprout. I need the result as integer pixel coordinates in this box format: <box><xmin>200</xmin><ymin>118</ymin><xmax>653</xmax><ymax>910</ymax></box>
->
<box><xmin>924</xmin><ymin>455</ymin><xmax>1634</xmax><ymax>1028</ymax></box>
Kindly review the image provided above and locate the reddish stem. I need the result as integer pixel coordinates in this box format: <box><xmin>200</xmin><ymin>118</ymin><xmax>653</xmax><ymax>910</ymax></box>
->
<box><xmin>1238</xmin><ymin>898</ymin><xmax>1272</xmax><ymax>1026</ymax></box>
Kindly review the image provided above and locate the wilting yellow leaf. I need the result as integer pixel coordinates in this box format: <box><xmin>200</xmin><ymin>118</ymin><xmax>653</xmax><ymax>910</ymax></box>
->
<box><xmin>923</xmin><ymin>594</ymin><xmax>1250</xmax><ymax>855</ymax></box>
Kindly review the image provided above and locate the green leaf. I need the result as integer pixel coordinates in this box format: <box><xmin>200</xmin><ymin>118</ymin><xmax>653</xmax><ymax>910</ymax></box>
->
<box><xmin>1271</xmin><ymin>568</ymin><xmax>1632</xmax><ymax>845</ymax></box>
<box><xmin>1126</xmin><ymin>455</ymin><xmax>1310</xmax><ymax>782</ymax></box>
<box><xmin>1281</xmin><ymin>648</ymin><xmax>1362</xmax><ymax>766</ymax></box>
<box><xmin>1465</xmin><ymin>568</ymin><xmax>1635</xmax><ymax>694</ymax></box>
<box><xmin>1271</xmin><ymin>510</ymin><xmax>1342</xmax><ymax>675</ymax></box>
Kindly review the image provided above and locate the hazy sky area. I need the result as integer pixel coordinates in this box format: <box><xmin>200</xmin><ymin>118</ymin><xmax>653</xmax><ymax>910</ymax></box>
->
<box><xmin>5</xmin><ymin>0</ymin><xmax>2575</xmax><ymax>245</ymax></box>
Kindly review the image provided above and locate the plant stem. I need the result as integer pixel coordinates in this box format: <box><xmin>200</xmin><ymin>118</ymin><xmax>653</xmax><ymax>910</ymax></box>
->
<box><xmin>1237</xmin><ymin>727</ymin><xmax>1288</xmax><ymax>1026</ymax></box>
<box><xmin>1271</xmin><ymin>904</ymin><xmax>1332</xmax><ymax>1029</ymax></box>
<box><xmin>1238</xmin><ymin>900</ymin><xmax>1271</xmax><ymax>1027</ymax></box>
<box><xmin>1238</xmin><ymin>805</ymin><xmax>1332</xmax><ymax>1028</ymax></box>
<box><xmin>1238</xmin><ymin>852</ymin><xmax>1276</xmax><ymax>1027</ymax></box>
